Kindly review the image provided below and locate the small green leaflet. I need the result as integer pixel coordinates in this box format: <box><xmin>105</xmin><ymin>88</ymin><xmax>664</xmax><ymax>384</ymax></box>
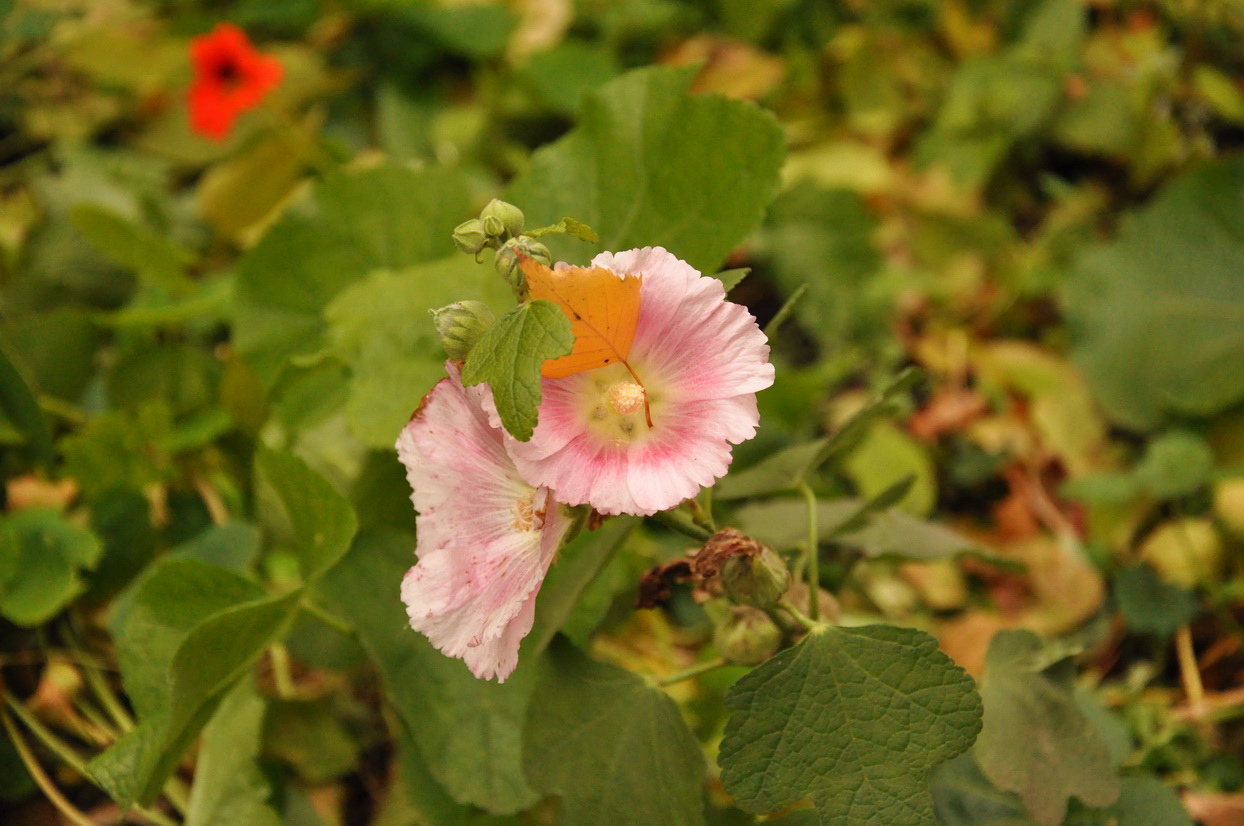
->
<box><xmin>523</xmin><ymin>640</ymin><xmax>707</xmax><ymax>826</ymax></box>
<box><xmin>719</xmin><ymin>624</ymin><xmax>981</xmax><ymax>826</ymax></box>
<box><xmin>255</xmin><ymin>447</ymin><xmax>358</xmax><ymax>582</ymax></box>
<box><xmin>461</xmin><ymin>300</ymin><xmax>573</xmax><ymax>442</ymax></box>
<box><xmin>0</xmin><ymin>508</ymin><xmax>102</xmax><ymax>627</ymax></box>
<box><xmin>1113</xmin><ymin>565</ymin><xmax>1197</xmax><ymax>638</ymax></box>
<box><xmin>975</xmin><ymin>629</ymin><xmax>1119</xmax><ymax>826</ymax></box>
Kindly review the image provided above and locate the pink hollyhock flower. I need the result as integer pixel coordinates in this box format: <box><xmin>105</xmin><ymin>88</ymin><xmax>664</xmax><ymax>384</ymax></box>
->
<box><xmin>491</xmin><ymin>246</ymin><xmax>774</xmax><ymax>517</ymax></box>
<box><xmin>397</xmin><ymin>363</ymin><xmax>569</xmax><ymax>682</ymax></box>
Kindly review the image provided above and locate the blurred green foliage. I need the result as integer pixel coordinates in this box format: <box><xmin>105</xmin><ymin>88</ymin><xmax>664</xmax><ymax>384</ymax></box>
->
<box><xmin>1</xmin><ymin>0</ymin><xmax>1243</xmax><ymax>824</ymax></box>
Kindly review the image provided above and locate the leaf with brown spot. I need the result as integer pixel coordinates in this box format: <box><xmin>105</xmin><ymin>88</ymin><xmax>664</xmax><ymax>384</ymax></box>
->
<box><xmin>519</xmin><ymin>257</ymin><xmax>642</xmax><ymax>380</ymax></box>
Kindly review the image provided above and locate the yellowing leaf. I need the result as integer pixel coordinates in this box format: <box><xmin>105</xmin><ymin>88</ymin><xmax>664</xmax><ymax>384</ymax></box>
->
<box><xmin>520</xmin><ymin>257</ymin><xmax>642</xmax><ymax>380</ymax></box>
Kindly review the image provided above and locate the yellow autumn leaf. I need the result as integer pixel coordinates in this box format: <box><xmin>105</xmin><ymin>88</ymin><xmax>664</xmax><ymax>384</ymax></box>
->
<box><xmin>520</xmin><ymin>256</ymin><xmax>643</xmax><ymax>380</ymax></box>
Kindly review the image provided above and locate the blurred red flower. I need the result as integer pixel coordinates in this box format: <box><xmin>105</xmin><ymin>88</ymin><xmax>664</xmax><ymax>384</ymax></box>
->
<box><xmin>188</xmin><ymin>23</ymin><xmax>282</xmax><ymax>141</ymax></box>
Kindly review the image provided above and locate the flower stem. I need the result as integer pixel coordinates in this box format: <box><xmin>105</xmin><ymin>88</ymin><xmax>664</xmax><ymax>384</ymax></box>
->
<box><xmin>650</xmin><ymin>509</ymin><xmax>713</xmax><ymax>542</ymax></box>
<box><xmin>269</xmin><ymin>643</ymin><xmax>297</xmax><ymax>700</ymax></box>
<box><xmin>0</xmin><ymin>702</ymin><xmax>95</xmax><ymax>826</ymax></box>
<box><xmin>656</xmin><ymin>657</ymin><xmax>728</xmax><ymax>687</ymax></box>
<box><xmin>776</xmin><ymin>598</ymin><xmax>820</xmax><ymax>633</ymax></box>
<box><xmin>798</xmin><ymin>481</ymin><xmax>820</xmax><ymax>622</ymax></box>
<box><xmin>299</xmin><ymin>597</ymin><xmax>354</xmax><ymax>636</ymax></box>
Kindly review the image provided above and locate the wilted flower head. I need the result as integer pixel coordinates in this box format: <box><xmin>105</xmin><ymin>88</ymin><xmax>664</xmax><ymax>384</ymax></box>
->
<box><xmin>188</xmin><ymin>22</ymin><xmax>282</xmax><ymax>141</ymax></box>
<box><xmin>489</xmin><ymin>247</ymin><xmax>774</xmax><ymax>516</ymax></box>
<box><xmin>396</xmin><ymin>363</ymin><xmax>569</xmax><ymax>681</ymax></box>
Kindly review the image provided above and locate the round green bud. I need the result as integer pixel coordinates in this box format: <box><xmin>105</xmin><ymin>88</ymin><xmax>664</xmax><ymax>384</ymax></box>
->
<box><xmin>480</xmin><ymin>198</ymin><xmax>525</xmax><ymax>238</ymax></box>
<box><xmin>714</xmin><ymin>606</ymin><xmax>781</xmax><ymax>666</ymax></box>
<box><xmin>720</xmin><ymin>543</ymin><xmax>791</xmax><ymax>609</ymax></box>
<box><xmin>495</xmin><ymin>237</ymin><xmax>552</xmax><ymax>297</ymax></box>
<box><xmin>452</xmin><ymin>218</ymin><xmax>488</xmax><ymax>256</ymax></box>
<box><xmin>429</xmin><ymin>300</ymin><xmax>495</xmax><ymax>361</ymax></box>
<box><xmin>482</xmin><ymin>214</ymin><xmax>506</xmax><ymax>238</ymax></box>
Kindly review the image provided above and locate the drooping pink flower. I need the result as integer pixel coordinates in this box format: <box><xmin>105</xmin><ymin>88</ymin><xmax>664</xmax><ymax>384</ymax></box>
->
<box><xmin>488</xmin><ymin>246</ymin><xmax>774</xmax><ymax>517</ymax></box>
<box><xmin>397</xmin><ymin>362</ymin><xmax>569</xmax><ymax>682</ymax></box>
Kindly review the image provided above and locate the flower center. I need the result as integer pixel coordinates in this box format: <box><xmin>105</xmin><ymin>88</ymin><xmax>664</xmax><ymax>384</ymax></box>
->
<box><xmin>606</xmin><ymin>381</ymin><xmax>646</xmax><ymax>416</ymax></box>
<box><xmin>511</xmin><ymin>489</ymin><xmax>547</xmax><ymax>532</ymax></box>
<box><xmin>581</xmin><ymin>364</ymin><xmax>660</xmax><ymax>444</ymax></box>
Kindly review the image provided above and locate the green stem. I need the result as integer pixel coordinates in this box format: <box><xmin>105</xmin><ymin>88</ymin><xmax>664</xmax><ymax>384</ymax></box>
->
<box><xmin>3</xmin><ymin>694</ymin><xmax>180</xmax><ymax>826</ymax></box>
<box><xmin>299</xmin><ymin>597</ymin><xmax>354</xmax><ymax>636</ymax></box>
<box><xmin>269</xmin><ymin>644</ymin><xmax>297</xmax><ymax>700</ymax></box>
<box><xmin>656</xmin><ymin>657</ymin><xmax>728</xmax><ymax>687</ymax></box>
<box><xmin>696</xmin><ymin>486</ymin><xmax>717</xmax><ymax>532</ymax></box>
<box><xmin>649</xmin><ymin>509</ymin><xmax>713</xmax><ymax>542</ymax></box>
<box><xmin>798</xmin><ymin>481</ymin><xmax>821</xmax><ymax>622</ymax></box>
<box><xmin>0</xmin><ymin>704</ymin><xmax>95</xmax><ymax>826</ymax></box>
<box><xmin>777</xmin><ymin>598</ymin><xmax>819</xmax><ymax>633</ymax></box>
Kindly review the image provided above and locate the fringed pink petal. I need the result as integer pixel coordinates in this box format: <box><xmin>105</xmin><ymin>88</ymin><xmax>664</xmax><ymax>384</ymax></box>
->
<box><xmin>396</xmin><ymin>363</ymin><xmax>568</xmax><ymax>682</ymax></box>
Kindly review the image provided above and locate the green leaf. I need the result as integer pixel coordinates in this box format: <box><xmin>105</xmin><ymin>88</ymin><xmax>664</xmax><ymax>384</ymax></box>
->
<box><xmin>323</xmin><ymin>260</ymin><xmax>512</xmax><ymax>447</ymax></box>
<box><xmin>0</xmin><ymin>342</ymin><xmax>54</xmax><ymax>469</ymax></box>
<box><xmin>92</xmin><ymin>559</ymin><xmax>299</xmax><ymax>807</ymax></box>
<box><xmin>975</xmin><ymin>630</ymin><xmax>1120</xmax><ymax>826</ymax></box>
<box><xmin>84</xmin><ymin>487</ymin><xmax>159</xmax><ymax>604</ymax></box>
<box><xmin>390</xmin><ymin>718</ymin><xmax>518</xmax><ymax>826</ymax></box>
<box><xmin>717</xmin><ymin>368</ymin><xmax>922</xmax><ymax>500</ymax></box>
<box><xmin>734</xmin><ymin>498</ymin><xmax>1002</xmax><ymax>566</ymax></box>
<box><xmin>316</xmin><ymin>531</ymin><xmax>541</xmax><ymax>814</ymax></box>
<box><xmin>1111</xmin><ymin>777</ymin><xmax>1194</xmax><ymax>826</ymax></box>
<box><xmin>714</xmin><ymin>439</ymin><xmax>829</xmax><ymax>500</ymax></box>
<box><xmin>1113</xmin><ymin>565</ymin><xmax>1197</xmax><ymax>638</ymax></box>
<box><xmin>461</xmin><ymin>300</ymin><xmax>574</xmax><ymax>442</ymax></box>
<box><xmin>507</xmin><ymin>66</ymin><xmax>785</xmax><ymax>273</ymax></box>
<box><xmin>719</xmin><ymin>625</ymin><xmax>982</xmax><ymax>825</ymax></box>
<box><xmin>256</xmin><ymin>447</ymin><xmax>358</xmax><ymax>582</ymax></box>
<box><xmin>113</xmin><ymin>557</ymin><xmax>265</xmax><ymax>721</ymax></box>
<box><xmin>1065</xmin><ymin>154</ymin><xmax>1244</xmax><ymax>429</ymax></box>
<box><xmin>1134</xmin><ymin>431</ymin><xmax>1215</xmax><ymax>499</ymax></box>
<box><xmin>842</xmin><ymin>422</ymin><xmax>937</xmax><ymax>516</ymax></box>
<box><xmin>234</xmin><ymin>163</ymin><xmax>471</xmax><ymax>387</ymax></box>
<box><xmin>264</xmin><ymin>699</ymin><xmax>360</xmax><ymax>783</ymax></box>
<box><xmin>523</xmin><ymin>640</ymin><xmax>707</xmax><ymax>826</ymax></box>
<box><xmin>168</xmin><ymin>522</ymin><xmax>262</xmax><ymax>574</ymax></box>
<box><xmin>70</xmin><ymin>204</ymin><xmax>193</xmax><ymax>296</ymax></box>
<box><xmin>124</xmin><ymin>592</ymin><xmax>300</xmax><ymax>806</ymax></box>
<box><xmin>59</xmin><ymin>404</ymin><xmax>174</xmax><ymax>501</ymax></box>
<box><xmin>764</xmin><ymin>185</ymin><xmax>881</xmax><ymax>348</ymax></box>
<box><xmin>0</xmin><ymin>508</ymin><xmax>102</xmax><ymax>626</ymax></box>
<box><xmin>185</xmin><ymin>682</ymin><xmax>280</xmax><ymax>826</ymax></box>
<box><xmin>523</xmin><ymin>516</ymin><xmax>639</xmax><ymax>658</ymax></box>
<box><xmin>931</xmin><ymin>753</ymin><xmax>1031</xmax><ymax>826</ymax></box>
<box><xmin>715</xmin><ymin>267</ymin><xmax>751</xmax><ymax>292</ymax></box>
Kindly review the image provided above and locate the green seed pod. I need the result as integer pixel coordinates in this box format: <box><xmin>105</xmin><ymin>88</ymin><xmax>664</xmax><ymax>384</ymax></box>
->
<box><xmin>720</xmin><ymin>543</ymin><xmax>791</xmax><ymax>609</ymax></box>
<box><xmin>714</xmin><ymin>605</ymin><xmax>781</xmax><ymax>666</ymax></box>
<box><xmin>429</xmin><ymin>300</ymin><xmax>495</xmax><ymax>361</ymax></box>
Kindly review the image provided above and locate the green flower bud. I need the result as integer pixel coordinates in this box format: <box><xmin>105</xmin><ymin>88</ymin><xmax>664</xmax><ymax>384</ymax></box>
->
<box><xmin>452</xmin><ymin>218</ymin><xmax>488</xmax><ymax>256</ymax></box>
<box><xmin>480</xmin><ymin>199</ymin><xmax>525</xmax><ymax>239</ymax></box>
<box><xmin>714</xmin><ymin>606</ymin><xmax>781</xmax><ymax>666</ymax></box>
<box><xmin>720</xmin><ymin>543</ymin><xmax>791</xmax><ymax>609</ymax></box>
<box><xmin>495</xmin><ymin>237</ymin><xmax>552</xmax><ymax>298</ymax></box>
<box><xmin>429</xmin><ymin>300</ymin><xmax>495</xmax><ymax>361</ymax></box>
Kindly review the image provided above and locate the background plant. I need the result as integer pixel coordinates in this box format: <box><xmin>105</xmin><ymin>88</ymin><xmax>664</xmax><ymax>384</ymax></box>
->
<box><xmin>1</xmin><ymin>0</ymin><xmax>1243</xmax><ymax>824</ymax></box>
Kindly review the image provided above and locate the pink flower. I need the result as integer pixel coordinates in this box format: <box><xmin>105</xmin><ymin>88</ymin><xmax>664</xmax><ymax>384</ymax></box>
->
<box><xmin>396</xmin><ymin>363</ymin><xmax>569</xmax><ymax>682</ymax></box>
<box><xmin>490</xmin><ymin>246</ymin><xmax>774</xmax><ymax>516</ymax></box>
